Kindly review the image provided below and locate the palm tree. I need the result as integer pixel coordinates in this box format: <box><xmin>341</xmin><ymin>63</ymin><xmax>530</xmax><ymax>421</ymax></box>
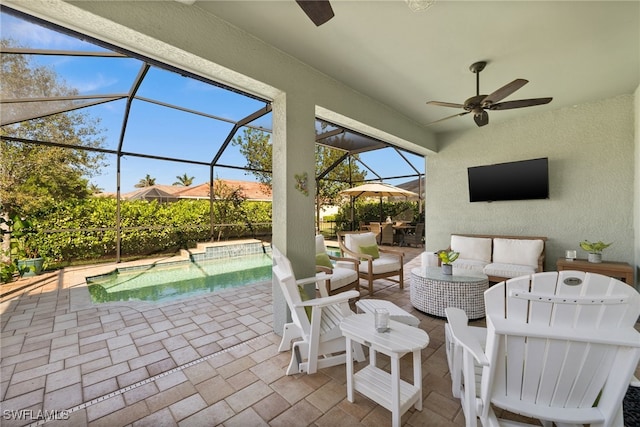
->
<box><xmin>134</xmin><ymin>174</ymin><xmax>156</xmax><ymax>188</ymax></box>
<box><xmin>173</xmin><ymin>173</ymin><xmax>194</xmax><ymax>186</ymax></box>
<box><xmin>88</xmin><ymin>183</ymin><xmax>104</xmax><ymax>194</ymax></box>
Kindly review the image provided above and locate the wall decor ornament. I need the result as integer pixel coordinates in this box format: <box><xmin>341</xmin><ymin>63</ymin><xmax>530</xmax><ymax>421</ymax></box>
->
<box><xmin>295</xmin><ymin>172</ymin><xmax>309</xmax><ymax>196</ymax></box>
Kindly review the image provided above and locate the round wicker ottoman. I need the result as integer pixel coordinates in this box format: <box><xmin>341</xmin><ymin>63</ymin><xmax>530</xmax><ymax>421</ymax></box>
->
<box><xmin>410</xmin><ymin>267</ymin><xmax>489</xmax><ymax>319</ymax></box>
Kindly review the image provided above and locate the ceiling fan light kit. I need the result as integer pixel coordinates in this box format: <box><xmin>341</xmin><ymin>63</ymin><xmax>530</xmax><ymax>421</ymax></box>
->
<box><xmin>426</xmin><ymin>61</ymin><xmax>552</xmax><ymax>127</ymax></box>
<box><xmin>405</xmin><ymin>0</ymin><xmax>436</xmax><ymax>12</ymax></box>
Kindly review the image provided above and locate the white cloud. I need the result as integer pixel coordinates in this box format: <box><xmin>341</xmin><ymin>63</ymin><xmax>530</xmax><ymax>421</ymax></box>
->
<box><xmin>3</xmin><ymin>17</ymin><xmax>85</xmax><ymax>49</ymax></box>
<box><xmin>69</xmin><ymin>73</ymin><xmax>119</xmax><ymax>93</ymax></box>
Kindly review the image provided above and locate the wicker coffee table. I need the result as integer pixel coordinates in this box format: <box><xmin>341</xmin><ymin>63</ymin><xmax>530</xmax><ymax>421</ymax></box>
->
<box><xmin>410</xmin><ymin>267</ymin><xmax>489</xmax><ymax>319</ymax></box>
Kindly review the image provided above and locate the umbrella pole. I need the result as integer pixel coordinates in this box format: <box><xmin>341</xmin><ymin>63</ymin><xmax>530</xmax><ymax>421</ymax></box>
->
<box><xmin>350</xmin><ymin>197</ymin><xmax>355</xmax><ymax>231</ymax></box>
<box><xmin>379</xmin><ymin>197</ymin><xmax>383</xmax><ymax>223</ymax></box>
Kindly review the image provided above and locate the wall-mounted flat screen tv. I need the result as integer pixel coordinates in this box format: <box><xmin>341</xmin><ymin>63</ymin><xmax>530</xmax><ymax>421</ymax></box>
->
<box><xmin>467</xmin><ymin>157</ymin><xmax>549</xmax><ymax>202</ymax></box>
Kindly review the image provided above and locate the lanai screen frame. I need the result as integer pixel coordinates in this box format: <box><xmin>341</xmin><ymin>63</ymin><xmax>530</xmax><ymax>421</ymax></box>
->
<box><xmin>0</xmin><ymin>6</ymin><xmax>424</xmax><ymax>262</ymax></box>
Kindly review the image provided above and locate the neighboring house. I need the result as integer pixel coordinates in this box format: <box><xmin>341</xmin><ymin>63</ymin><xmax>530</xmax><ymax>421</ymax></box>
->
<box><xmin>98</xmin><ymin>180</ymin><xmax>273</xmax><ymax>202</ymax></box>
<box><xmin>125</xmin><ymin>186</ymin><xmax>181</xmax><ymax>203</ymax></box>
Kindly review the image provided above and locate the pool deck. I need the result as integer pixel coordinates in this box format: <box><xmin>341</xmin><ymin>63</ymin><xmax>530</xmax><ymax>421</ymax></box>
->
<box><xmin>1</xmin><ymin>244</ymin><xmax>631</xmax><ymax>426</ymax></box>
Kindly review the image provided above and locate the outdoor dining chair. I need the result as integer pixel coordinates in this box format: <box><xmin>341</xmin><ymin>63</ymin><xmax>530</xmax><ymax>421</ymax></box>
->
<box><xmin>401</xmin><ymin>223</ymin><xmax>424</xmax><ymax>247</ymax></box>
<box><xmin>380</xmin><ymin>223</ymin><xmax>395</xmax><ymax>245</ymax></box>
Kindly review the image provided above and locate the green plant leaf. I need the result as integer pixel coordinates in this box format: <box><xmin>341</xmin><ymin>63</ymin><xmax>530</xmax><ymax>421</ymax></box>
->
<box><xmin>579</xmin><ymin>240</ymin><xmax>612</xmax><ymax>254</ymax></box>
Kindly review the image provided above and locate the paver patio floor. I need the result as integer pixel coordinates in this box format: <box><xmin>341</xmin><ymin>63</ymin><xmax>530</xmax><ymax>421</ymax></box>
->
<box><xmin>2</xmin><ymin>246</ymin><xmax>634</xmax><ymax>426</ymax></box>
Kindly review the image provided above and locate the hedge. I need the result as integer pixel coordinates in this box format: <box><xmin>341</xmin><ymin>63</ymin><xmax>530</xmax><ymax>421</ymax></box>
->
<box><xmin>24</xmin><ymin>198</ymin><xmax>272</xmax><ymax>265</ymax></box>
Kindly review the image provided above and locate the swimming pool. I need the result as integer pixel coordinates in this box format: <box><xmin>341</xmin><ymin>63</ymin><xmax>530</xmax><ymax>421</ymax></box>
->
<box><xmin>86</xmin><ymin>246</ymin><xmax>272</xmax><ymax>303</ymax></box>
<box><xmin>326</xmin><ymin>246</ymin><xmax>341</xmax><ymax>257</ymax></box>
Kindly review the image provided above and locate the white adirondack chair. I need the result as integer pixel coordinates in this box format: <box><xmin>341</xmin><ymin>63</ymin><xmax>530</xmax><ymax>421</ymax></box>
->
<box><xmin>273</xmin><ymin>247</ymin><xmax>365</xmax><ymax>375</ymax></box>
<box><xmin>445</xmin><ymin>271</ymin><xmax>640</xmax><ymax>427</ymax></box>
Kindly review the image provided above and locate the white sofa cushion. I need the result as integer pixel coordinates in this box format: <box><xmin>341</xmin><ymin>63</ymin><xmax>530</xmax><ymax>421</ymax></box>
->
<box><xmin>315</xmin><ymin>234</ymin><xmax>327</xmax><ymax>254</ymax></box>
<box><xmin>493</xmin><ymin>238</ymin><xmax>543</xmax><ymax>267</ymax></box>
<box><xmin>451</xmin><ymin>235</ymin><xmax>492</xmax><ymax>263</ymax></box>
<box><xmin>344</xmin><ymin>232</ymin><xmax>378</xmax><ymax>258</ymax></box>
<box><xmin>317</xmin><ymin>268</ymin><xmax>358</xmax><ymax>292</ymax></box>
<box><xmin>483</xmin><ymin>262</ymin><xmax>537</xmax><ymax>279</ymax></box>
<box><xmin>335</xmin><ymin>260</ymin><xmax>356</xmax><ymax>270</ymax></box>
<box><xmin>452</xmin><ymin>258</ymin><xmax>488</xmax><ymax>275</ymax></box>
<box><xmin>359</xmin><ymin>255</ymin><xmax>400</xmax><ymax>275</ymax></box>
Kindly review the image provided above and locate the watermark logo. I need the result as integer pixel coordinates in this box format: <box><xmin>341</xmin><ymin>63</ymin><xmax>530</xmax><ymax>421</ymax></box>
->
<box><xmin>2</xmin><ymin>410</ymin><xmax>69</xmax><ymax>421</ymax></box>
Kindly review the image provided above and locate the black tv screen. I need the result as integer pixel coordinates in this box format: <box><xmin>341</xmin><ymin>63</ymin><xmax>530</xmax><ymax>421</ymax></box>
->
<box><xmin>467</xmin><ymin>157</ymin><xmax>549</xmax><ymax>202</ymax></box>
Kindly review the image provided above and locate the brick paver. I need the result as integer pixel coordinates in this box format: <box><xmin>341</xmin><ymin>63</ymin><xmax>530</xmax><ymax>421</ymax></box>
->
<box><xmin>0</xmin><ymin>247</ymin><xmax>556</xmax><ymax>426</ymax></box>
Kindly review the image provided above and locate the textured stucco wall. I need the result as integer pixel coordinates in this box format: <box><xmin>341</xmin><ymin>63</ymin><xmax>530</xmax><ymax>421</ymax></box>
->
<box><xmin>426</xmin><ymin>95</ymin><xmax>636</xmax><ymax>278</ymax></box>
<box><xmin>635</xmin><ymin>85</ymin><xmax>640</xmax><ymax>287</ymax></box>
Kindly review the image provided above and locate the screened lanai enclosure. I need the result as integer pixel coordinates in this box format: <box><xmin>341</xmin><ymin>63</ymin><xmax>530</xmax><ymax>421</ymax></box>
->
<box><xmin>0</xmin><ymin>6</ymin><xmax>424</xmax><ymax>265</ymax></box>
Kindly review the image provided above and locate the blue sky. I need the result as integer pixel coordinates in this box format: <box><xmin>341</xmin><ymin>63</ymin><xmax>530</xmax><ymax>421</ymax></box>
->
<box><xmin>2</xmin><ymin>11</ymin><xmax>424</xmax><ymax>193</ymax></box>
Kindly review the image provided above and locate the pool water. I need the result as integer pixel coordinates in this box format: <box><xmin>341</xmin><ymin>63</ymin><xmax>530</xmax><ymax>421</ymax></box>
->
<box><xmin>326</xmin><ymin>246</ymin><xmax>341</xmax><ymax>257</ymax></box>
<box><xmin>86</xmin><ymin>253</ymin><xmax>272</xmax><ymax>303</ymax></box>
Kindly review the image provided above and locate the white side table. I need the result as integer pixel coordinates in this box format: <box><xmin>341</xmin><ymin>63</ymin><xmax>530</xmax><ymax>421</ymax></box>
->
<box><xmin>340</xmin><ymin>313</ymin><xmax>430</xmax><ymax>427</ymax></box>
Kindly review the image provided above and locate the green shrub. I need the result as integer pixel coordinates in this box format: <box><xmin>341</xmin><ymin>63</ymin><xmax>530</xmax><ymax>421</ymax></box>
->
<box><xmin>29</xmin><ymin>198</ymin><xmax>272</xmax><ymax>266</ymax></box>
<box><xmin>334</xmin><ymin>200</ymin><xmax>420</xmax><ymax>230</ymax></box>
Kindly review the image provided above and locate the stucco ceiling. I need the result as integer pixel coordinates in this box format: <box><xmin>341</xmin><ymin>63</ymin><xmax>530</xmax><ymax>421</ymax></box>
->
<box><xmin>194</xmin><ymin>0</ymin><xmax>639</xmax><ymax>134</ymax></box>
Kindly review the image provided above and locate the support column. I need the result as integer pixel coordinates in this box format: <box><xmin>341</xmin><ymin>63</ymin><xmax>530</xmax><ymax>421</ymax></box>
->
<box><xmin>271</xmin><ymin>92</ymin><xmax>317</xmax><ymax>335</ymax></box>
<box><xmin>423</xmin><ymin>155</ymin><xmax>429</xmax><ymax>249</ymax></box>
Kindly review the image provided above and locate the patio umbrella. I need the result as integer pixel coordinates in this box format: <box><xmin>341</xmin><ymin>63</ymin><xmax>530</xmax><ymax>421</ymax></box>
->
<box><xmin>340</xmin><ymin>182</ymin><xmax>418</xmax><ymax>224</ymax></box>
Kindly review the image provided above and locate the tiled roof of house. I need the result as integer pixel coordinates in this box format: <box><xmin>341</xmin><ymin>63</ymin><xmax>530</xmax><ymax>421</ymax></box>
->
<box><xmin>126</xmin><ymin>184</ymin><xmax>185</xmax><ymax>197</ymax></box>
<box><xmin>97</xmin><ymin>180</ymin><xmax>272</xmax><ymax>201</ymax></box>
<box><xmin>126</xmin><ymin>187</ymin><xmax>179</xmax><ymax>202</ymax></box>
<box><xmin>175</xmin><ymin>180</ymin><xmax>272</xmax><ymax>201</ymax></box>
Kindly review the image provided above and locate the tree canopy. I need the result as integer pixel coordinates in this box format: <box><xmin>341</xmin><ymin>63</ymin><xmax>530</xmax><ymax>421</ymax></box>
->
<box><xmin>173</xmin><ymin>173</ymin><xmax>194</xmax><ymax>186</ymax></box>
<box><xmin>135</xmin><ymin>174</ymin><xmax>157</xmax><ymax>188</ymax></box>
<box><xmin>0</xmin><ymin>38</ymin><xmax>107</xmax><ymax>217</ymax></box>
<box><xmin>231</xmin><ymin>127</ymin><xmax>367</xmax><ymax>205</ymax></box>
<box><xmin>232</xmin><ymin>128</ymin><xmax>272</xmax><ymax>185</ymax></box>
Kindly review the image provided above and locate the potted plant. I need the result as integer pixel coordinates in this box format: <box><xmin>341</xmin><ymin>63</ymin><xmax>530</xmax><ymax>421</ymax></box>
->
<box><xmin>1</xmin><ymin>215</ymin><xmax>18</xmax><ymax>283</ymax></box>
<box><xmin>10</xmin><ymin>215</ymin><xmax>44</xmax><ymax>277</ymax></box>
<box><xmin>579</xmin><ymin>240</ymin><xmax>612</xmax><ymax>264</ymax></box>
<box><xmin>437</xmin><ymin>250</ymin><xmax>459</xmax><ymax>275</ymax></box>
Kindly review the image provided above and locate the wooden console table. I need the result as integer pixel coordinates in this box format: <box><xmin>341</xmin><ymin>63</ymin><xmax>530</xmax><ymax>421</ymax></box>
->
<box><xmin>556</xmin><ymin>258</ymin><xmax>634</xmax><ymax>284</ymax></box>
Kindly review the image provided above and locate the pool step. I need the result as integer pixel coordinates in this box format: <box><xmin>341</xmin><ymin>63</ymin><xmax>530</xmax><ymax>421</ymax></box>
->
<box><xmin>179</xmin><ymin>240</ymin><xmax>271</xmax><ymax>262</ymax></box>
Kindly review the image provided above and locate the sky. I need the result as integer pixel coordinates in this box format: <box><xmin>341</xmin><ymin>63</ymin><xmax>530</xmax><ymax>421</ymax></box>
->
<box><xmin>1</xmin><ymin>10</ymin><xmax>424</xmax><ymax>194</ymax></box>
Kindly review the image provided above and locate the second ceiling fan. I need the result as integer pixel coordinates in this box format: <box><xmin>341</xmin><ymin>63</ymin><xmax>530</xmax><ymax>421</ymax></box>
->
<box><xmin>426</xmin><ymin>61</ymin><xmax>552</xmax><ymax>127</ymax></box>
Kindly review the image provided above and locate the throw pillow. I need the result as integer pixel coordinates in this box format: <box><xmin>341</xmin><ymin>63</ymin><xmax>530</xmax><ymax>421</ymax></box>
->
<box><xmin>451</xmin><ymin>235</ymin><xmax>492</xmax><ymax>262</ymax></box>
<box><xmin>493</xmin><ymin>238</ymin><xmax>543</xmax><ymax>267</ymax></box>
<box><xmin>315</xmin><ymin>234</ymin><xmax>327</xmax><ymax>254</ymax></box>
<box><xmin>297</xmin><ymin>285</ymin><xmax>313</xmax><ymax>321</ymax></box>
<box><xmin>359</xmin><ymin>244</ymin><xmax>380</xmax><ymax>259</ymax></box>
<box><xmin>349</xmin><ymin>232</ymin><xmax>378</xmax><ymax>249</ymax></box>
<box><xmin>315</xmin><ymin>252</ymin><xmax>333</xmax><ymax>268</ymax></box>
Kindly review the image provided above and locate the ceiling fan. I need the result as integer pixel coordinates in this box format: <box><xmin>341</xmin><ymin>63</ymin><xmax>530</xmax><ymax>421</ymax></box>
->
<box><xmin>296</xmin><ymin>0</ymin><xmax>335</xmax><ymax>26</ymax></box>
<box><xmin>426</xmin><ymin>61</ymin><xmax>552</xmax><ymax>127</ymax></box>
<box><xmin>174</xmin><ymin>0</ymin><xmax>335</xmax><ymax>26</ymax></box>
